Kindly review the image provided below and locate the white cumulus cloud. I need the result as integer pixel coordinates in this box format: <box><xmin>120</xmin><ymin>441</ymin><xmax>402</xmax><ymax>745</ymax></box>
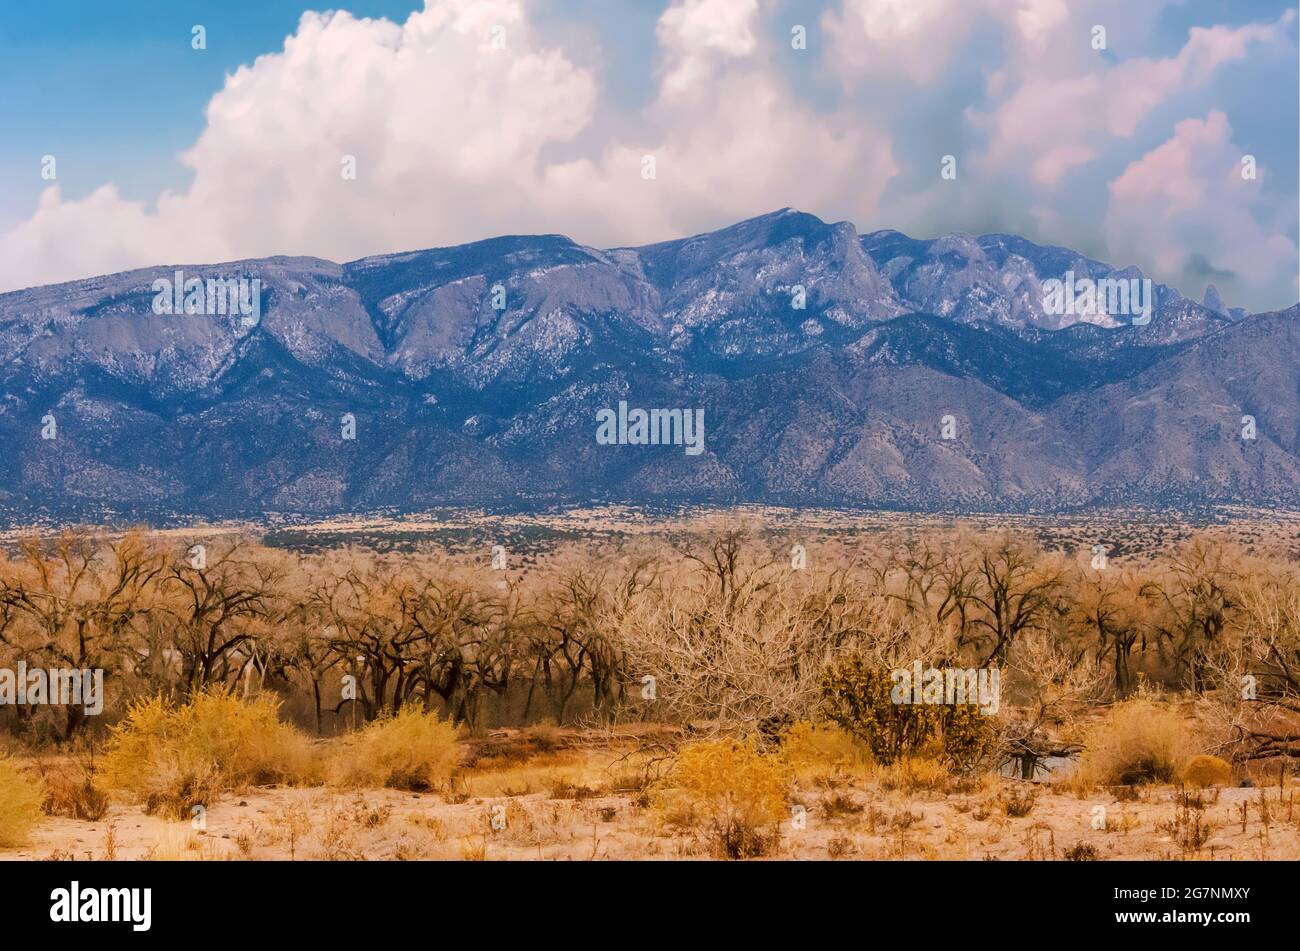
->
<box><xmin>1104</xmin><ymin>110</ymin><xmax>1298</xmax><ymax>306</ymax></box>
<box><xmin>0</xmin><ymin>0</ymin><xmax>897</xmax><ymax>292</ymax></box>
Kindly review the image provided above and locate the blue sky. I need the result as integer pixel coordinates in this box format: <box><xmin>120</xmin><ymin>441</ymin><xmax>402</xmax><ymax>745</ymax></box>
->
<box><xmin>0</xmin><ymin>0</ymin><xmax>1296</xmax><ymax>311</ymax></box>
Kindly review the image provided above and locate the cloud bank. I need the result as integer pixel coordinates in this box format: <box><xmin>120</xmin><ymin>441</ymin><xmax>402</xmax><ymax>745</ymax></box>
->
<box><xmin>1</xmin><ymin>0</ymin><xmax>1295</xmax><ymax>312</ymax></box>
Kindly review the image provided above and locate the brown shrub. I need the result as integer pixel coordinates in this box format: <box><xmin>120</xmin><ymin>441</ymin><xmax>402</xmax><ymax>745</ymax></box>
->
<box><xmin>1181</xmin><ymin>754</ymin><xmax>1233</xmax><ymax>788</ymax></box>
<box><xmin>1074</xmin><ymin>698</ymin><xmax>1189</xmax><ymax>788</ymax></box>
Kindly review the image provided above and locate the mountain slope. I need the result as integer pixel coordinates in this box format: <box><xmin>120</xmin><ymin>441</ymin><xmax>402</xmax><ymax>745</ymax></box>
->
<box><xmin>0</xmin><ymin>209</ymin><xmax>1293</xmax><ymax>521</ymax></box>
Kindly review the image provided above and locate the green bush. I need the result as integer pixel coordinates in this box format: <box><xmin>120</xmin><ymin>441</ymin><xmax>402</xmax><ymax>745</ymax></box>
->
<box><xmin>821</xmin><ymin>660</ymin><xmax>940</xmax><ymax>765</ymax></box>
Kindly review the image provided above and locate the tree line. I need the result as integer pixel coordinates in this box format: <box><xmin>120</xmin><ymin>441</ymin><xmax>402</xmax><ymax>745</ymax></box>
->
<box><xmin>0</xmin><ymin>528</ymin><xmax>1294</xmax><ymax>762</ymax></box>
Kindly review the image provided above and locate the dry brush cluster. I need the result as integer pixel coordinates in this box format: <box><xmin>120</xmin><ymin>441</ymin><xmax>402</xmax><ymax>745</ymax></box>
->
<box><xmin>0</xmin><ymin>528</ymin><xmax>1295</xmax><ymax>753</ymax></box>
<box><xmin>0</xmin><ymin>525</ymin><xmax>1296</xmax><ymax>854</ymax></box>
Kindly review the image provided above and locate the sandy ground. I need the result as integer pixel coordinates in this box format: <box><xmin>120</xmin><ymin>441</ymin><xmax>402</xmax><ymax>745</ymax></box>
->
<box><xmin>5</xmin><ymin>776</ymin><xmax>1297</xmax><ymax>861</ymax></box>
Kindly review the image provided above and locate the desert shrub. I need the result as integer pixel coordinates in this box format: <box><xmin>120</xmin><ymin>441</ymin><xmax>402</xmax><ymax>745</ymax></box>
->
<box><xmin>940</xmin><ymin>703</ymin><xmax>1000</xmax><ymax>775</ymax></box>
<box><xmin>548</xmin><ymin>778</ymin><xmax>597</xmax><ymax>800</ymax></box>
<box><xmin>0</xmin><ymin>758</ymin><xmax>45</xmax><ymax>846</ymax></box>
<box><xmin>821</xmin><ymin>660</ymin><xmax>941</xmax><ymax>764</ymax></box>
<box><xmin>780</xmin><ymin>720</ymin><xmax>871</xmax><ymax>775</ymax></box>
<box><xmin>1175</xmin><ymin>786</ymin><xmax>1218</xmax><ymax>810</ymax></box>
<box><xmin>874</xmin><ymin>756</ymin><xmax>951</xmax><ymax>793</ymax></box>
<box><xmin>143</xmin><ymin>761</ymin><xmax>224</xmax><ymax>821</ymax></box>
<box><xmin>1181</xmin><ymin>754</ymin><xmax>1233</xmax><ymax>788</ymax></box>
<box><xmin>1074</xmin><ymin>697</ymin><xmax>1188</xmax><ymax>788</ymax></box>
<box><xmin>42</xmin><ymin>774</ymin><xmax>110</xmax><ymax>821</ymax></box>
<box><xmin>656</xmin><ymin>737</ymin><xmax>791</xmax><ymax>859</ymax></box>
<box><xmin>34</xmin><ymin>750</ymin><xmax>111</xmax><ymax>822</ymax></box>
<box><xmin>821</xmin><ymin>792</ymin><xmax>865</xmax><ymax>819</ymax></box>
<box><xmin>827</xmin><ymin>835</ymin><xmax>858</xmax><ymax>859</ymax></box>
<box><xmin>102</xmin><ymin>689</ymin><xmax>314</xmax><ymax>816</ymax></box>
<box><xmin>821</xmin><ymin>659</ymin><xmax>997</xmax><ymax>772</ymax></box>
<box><xmin>1159</xmin><ymin>800</ymin><xmax>1214</xmax><ymax>853</ymax></box>
<box><xmin>1064</xmin><ymin>842</ymin><xmax>1099</xmax><ymax>861</ymax></box>
<box><xmin>329</xmin><ymin>706</ymin><xmax>460</xmax><ymax>791</ymax></box>
<box><xmin>1002</xmin><ymin>786</ymin><xmax>1036</xmax><ymax>817</ymax></box>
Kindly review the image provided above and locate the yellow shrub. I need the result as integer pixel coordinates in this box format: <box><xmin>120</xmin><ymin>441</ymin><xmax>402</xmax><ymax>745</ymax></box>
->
<box><xmin>820</xmin><ymin>660</ymin><xmax>941</xmax><ymax>764</ymax></box>
<box><xmin>657</xmin><ymin>737</ymin><xmax>791</xmax><ymax>858</ymax></box>
<box><xmin>781</xmin><ymin>721</ymin><xmax>871</xmax><ymax>778</ymax></box>
<box><xmin>102</xmin><ymin>689</ymin><xmax>314</xmax><ymax>816</ymax></box>
<box><xmin>0</xmin><ymin>757</ymin><xmax>45</xmax><ymax>847</ymax></box>
<box><xmin>1181</xmin><ymin>754</ymin><xmax>1233</xmax><ymax>788</ymax></box>
<box><xmin>1075</xmin><ymin>698</ymin><xmax>1189</xmax><ymax>788</ymax></box>
<box><xmin>329</xmin><ymin>706</ymin><xmax>460</xmax><ymax>791</ymax></box>
<box><xmin>875</xmin><ymin>755</ymin><xmax>951</xmax><ymax>793</ymax></box>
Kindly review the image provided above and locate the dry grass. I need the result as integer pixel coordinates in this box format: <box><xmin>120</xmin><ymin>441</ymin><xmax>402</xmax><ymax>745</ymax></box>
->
<box><xmin>143</xmin><ymin>823</ymin><xmax>223</xmax><ymax>861</ymax></box>
<box><xmin>873</xmin><ymin>756</ymin><xmax>952</xmax><ymax>794</ymax></box>
<box><xmin>102</xmin><ymin>689</ymin><xmax>315</xmax><ymax>818</ymax></box>
<box><xmin>329</xmin><ymin>706</ymin><xmax>459</xmax><ymax>792</ymax></box>
<box><xmin>42</xmin><ymin>774</ymin><xmax>110</xmax><ymax>821</ymax></box>
<box><xmin>781</xmin><ymin>721</ymin><xmax>873</xmax><ymax>783</ymax></box>
<box><xmin>655</xmin><ymin>737</ymin><xmax>791</xmax><ymax>858</ymax></box>
<box><xmin>0</xmin><ymin>757</ymin><xmax>44</xmax><ymax>847</ymax></box>
<box><xmin>34</xmin><ymin>753</ymin><xmax>111</xmax><ymax>821</ymax></box>
<box><xmin>1072</xmin><ymin>697</ymin><xmax>1192</xmax><ymax>790</ymax></box>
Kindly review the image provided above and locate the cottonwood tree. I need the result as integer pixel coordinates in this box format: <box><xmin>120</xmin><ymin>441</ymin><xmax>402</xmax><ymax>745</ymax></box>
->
<box><xmin>310</xmin><ymin>556</ymin><xmax>522</xmax><ymax>727</ymax></box>
<box><xmin>312</xmin><ymin>559</ymin><xmax>421</xmax><ymax>721</ymax></box>
<box><xmin>527</xmin><ymin>570</ymin><xmax>603</xmax><ymax>721</ymax></box>
<box><xmin>160</xmin><ymin>540</ymin><xmax>287</xmax><ymax>693</ymax></box>
<box><xmin>525</xmin><ymin>558</ymin><xmax>653</xmax><ymax>722</ymax></box>
<box><xmin>1201</xmin><ymin>565</ymin><xmax>1300</xmax><ymax>761</ymax></box>
<box><xmin>1141</xmin><ymin>540</ymin><xmax>1239</xmax><ymax>692</ymax></box>
<box><xmin>272</xmin><ymin>594</ymin><xmax>342</xmax><ymax>734</ymax></box>
<box><xmin>609</xmin><ymin>538</ymin><xmax>899</xmax><ymax>734</ymax></box>
<box><xmin>0</xmin><ymin>530</ymin><xmax>164</xmax><ymax>736</ymax></box>
<box><xmin>407</xmin><ymin>575</ymin><xmax>519</xmax><ymax>726</ymax></box>
<box><xmin>957</xmin><ymin>536</ymin><xmax>1064</xmax><ymax>666</ymax></box>
<box><xmin>1072</xmin><ymin>567</ymin><xmax>1145</xmax><ymax>697</ymax></box>
<box><xmin>1002</xmin><ymin>626</ymin><xmax>1102</xmax><ymax>778</ymax></box>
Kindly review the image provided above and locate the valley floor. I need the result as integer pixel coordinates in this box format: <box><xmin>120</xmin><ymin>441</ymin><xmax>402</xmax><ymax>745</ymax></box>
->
<box><xmin>6</xmin><ymin>739</ymin><xmax>1297</xmax><ymax>861</ymax></box>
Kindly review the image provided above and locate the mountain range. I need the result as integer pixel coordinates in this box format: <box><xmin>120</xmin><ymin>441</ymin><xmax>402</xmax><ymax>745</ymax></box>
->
<box><xmin>0</xmin><ymin>207</ymin><xmax>1295</xmax><ymax>523</ymax></box>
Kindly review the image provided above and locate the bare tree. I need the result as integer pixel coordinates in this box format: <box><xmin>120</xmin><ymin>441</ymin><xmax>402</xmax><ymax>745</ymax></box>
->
<box><xmin>1002</xmin><ymin>626</ymin><xmax>1103</xmax><ymax>778</ymax></box>
<box><xmin>160</xmin><ymin>540</ymin><xmax>286</xmax><ymax>692</ymax></box>
<box><xmin>1141</xmin><ymin>539</ymin><xmax>1239</xmax><ymax>692</ymax></box>
<box><xmin>1200</xmin><ymin>564</ymin><xmax>1300</xmax><ymax>761</ymax></box>
<box><xmin>958</xmin><ymin>536</ymin><xmax>1063</xmax><ymax>666</ymax></box>
<box><xmin>0</xmin><ymin>530</ymin><xmax>164</xmax><ymax>737</ymax></box>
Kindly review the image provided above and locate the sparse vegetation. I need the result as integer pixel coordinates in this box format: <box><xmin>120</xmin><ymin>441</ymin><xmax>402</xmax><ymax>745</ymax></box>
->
<box><xmin>0</xmin><ymin>758</ymin><xmax>44</xmax><ymax>847</ymax></box>
<box><xmin>329</xmin><ymin>706</ymin><xmax>460</xmax><ymax>791</ymax></box>
<box><xmin>0</xmin><ymin>521</ymin><xmax>1295</xmax><ymax>860</ymax></box>
<box><xmin>1073</xmin><ymin>697</ymin><xmax>1190</xmax><ymax>789</ymax></box>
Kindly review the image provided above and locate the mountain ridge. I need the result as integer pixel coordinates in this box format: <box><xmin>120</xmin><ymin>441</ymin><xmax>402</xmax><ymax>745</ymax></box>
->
<box><xmin>0</xmin><ymin>209</ymin><xmax>1294</xmax><ymax>523</ymax></box>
